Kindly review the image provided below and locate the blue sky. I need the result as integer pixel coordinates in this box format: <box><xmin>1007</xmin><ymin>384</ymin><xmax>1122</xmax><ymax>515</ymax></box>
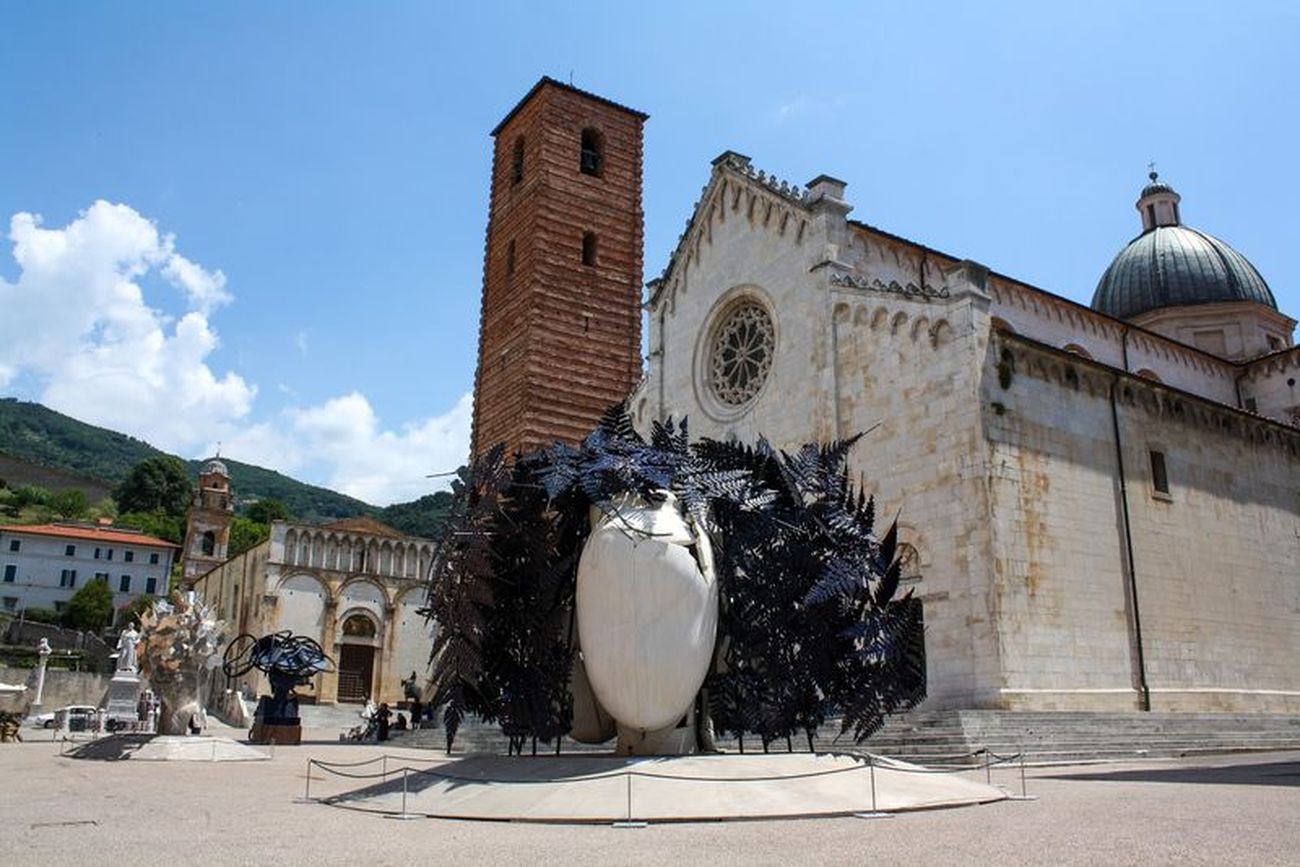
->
<box><xmin>2</xmin><ymin>2</ymin><xmax>1297</xmax><ymax>504</ymax></box>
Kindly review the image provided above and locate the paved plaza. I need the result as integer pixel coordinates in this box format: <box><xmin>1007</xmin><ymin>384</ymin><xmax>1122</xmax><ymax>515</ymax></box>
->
<box><xmin>1</xmin><ymin>722</ymin><xmax>1296</xmax><ymax>866</ymax></box>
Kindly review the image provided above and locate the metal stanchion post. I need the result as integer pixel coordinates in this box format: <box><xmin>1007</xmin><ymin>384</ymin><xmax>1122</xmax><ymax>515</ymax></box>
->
<box><xmin>1005</xmin><ymin>750</ymin><xmax>1038</xmax><ymax>801</ymax></box>
<box><xmin>854</xmin><ymin>754</ymin><xmax>893</xmax><ymax>819</ymax></box>
<box><xmin>613</xmin><ymin>769</ymin><xmax>647</xmax><ymax>828</ymax></box>
<box><xmin>296</xmin><ymin>760</ymin><xmax>314</xmax><ymax>803</ymax></box>
<box><xmin>386</xmin><ymin>766</ymin><xmax>421</xmax><ymax>820</ymax></box>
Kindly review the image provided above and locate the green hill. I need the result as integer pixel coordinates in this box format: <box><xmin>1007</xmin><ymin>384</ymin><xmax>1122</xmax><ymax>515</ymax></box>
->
<box><xmin>0</xmin><ymin>398</ymin><xmax>452</xmax><ymax>533</ymax></box>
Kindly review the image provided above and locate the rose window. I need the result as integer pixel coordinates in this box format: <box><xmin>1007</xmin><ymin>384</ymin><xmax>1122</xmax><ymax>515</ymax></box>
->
<box><xmin>709</xmin><ymin>302</ymin><xmax>774</xmax><ymax>406</ymax></box>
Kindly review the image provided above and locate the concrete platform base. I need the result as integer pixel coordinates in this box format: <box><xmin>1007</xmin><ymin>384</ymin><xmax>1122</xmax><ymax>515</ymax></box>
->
<box><xmin>251</xmin><ymin>722</ymin><xmax>302</xmax><ymax>745</ymax></box>
<box><xmin>321</xmin><ymin>752</ymin><xmax>1005</xmax><ymax>823</ymax></box>
<box><xmin>65</xmin><ymin>734</ymin><xmax>269</xmax><ymax>762</ymax></box>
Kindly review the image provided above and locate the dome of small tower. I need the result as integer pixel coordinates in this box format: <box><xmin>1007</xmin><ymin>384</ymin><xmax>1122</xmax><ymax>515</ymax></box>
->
<box><xmin>1091</xmin><ymin>173</ymin><xmax>1276</xmax><ymax>321</ymax></box>
<box><xmin>202</xmin><ymin>458</ymin><xmax>229</xmax><ymax>477</ymax></box>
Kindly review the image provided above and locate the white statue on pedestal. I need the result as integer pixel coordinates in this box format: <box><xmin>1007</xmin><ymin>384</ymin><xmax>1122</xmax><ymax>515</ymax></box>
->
<box><xmin>115</xmin><ymin>625</ymin><xmax>140</xmax><ymax>675</ymax></box>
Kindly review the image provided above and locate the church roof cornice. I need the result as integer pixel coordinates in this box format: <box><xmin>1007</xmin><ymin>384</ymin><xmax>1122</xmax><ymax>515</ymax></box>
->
<box><xmin>997</xmin><ymin>331</ymin><xmax>1300</xmax><ymax>447</ymax></box>
<box><xmin>846</xmin><ymin>219</ymin><xmax>1256</xmax><ymax>373</ymax></box>
<box><xmin>490</xmin><ymin>76</ymin><xmax>649</xmax><ymax>137</ymax></box>
<box><xmin>650</xmin><ymin>152</ymin><xmax>814</xmax><ymax>309</ymax></box>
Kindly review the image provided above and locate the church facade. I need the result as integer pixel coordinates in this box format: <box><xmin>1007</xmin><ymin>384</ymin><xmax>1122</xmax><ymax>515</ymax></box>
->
<box><xmin>186</xmin><ymin>460</ymin><xmax>437</xmax><ymax>706</ymax></box>
<box><xmin>632</xmin><ymin>152</ymin><xmax>1300</xmax><ymax>714</ymax></box>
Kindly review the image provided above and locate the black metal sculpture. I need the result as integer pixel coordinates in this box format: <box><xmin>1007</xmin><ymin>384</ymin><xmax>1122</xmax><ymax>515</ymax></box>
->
<box><xmin>222</xmin><ymin>631</ymin><xmax>334</xmax><ymax>741</ymax></box>
<box><xmin>423</xmin><ymin>405</ymin><xmax>926</xmax><ymax>754</ymax></box>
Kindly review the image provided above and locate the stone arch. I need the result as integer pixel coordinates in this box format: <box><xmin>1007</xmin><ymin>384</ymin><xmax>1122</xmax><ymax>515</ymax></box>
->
<box><xmin>931</xmin><ymin>319</ymin><xmax>954</xmax><ymax>348</ymax></box>
<box><xmin>1136</xmin><ymin>368</ymin><xmax>1162</xmax><ymax>383</ymax></box>
<box><xmin>833</xmin><ymin>301</ymin><xmax>850</xmax><ymax>323</ymax></box>
<box><xmin>283</xmin><ymin>529</ymin><xmax>298</xmax><ymax>564</ymax></box>
<box><xmin>274</xmin><ymin>572</ymin><xmax>329</xmax><ymax>647</ymax></box>
<box><xmin>1063</xmin><ymin>343</ymin><xmax>1093</xmax><ymax>359</ymax></box>
<box><xmin>890</xmin><ymin>311</ymin><xmax>909</xmax><ymax>336</ymax></box>
<box><xmin>852</xmin><ymin>304</ymin><xmax>871</xmax><ymax>326</ymax></box>
<box><xmin>870</xmin><ymin>307</ymin><xmax>889</xmax><ymax>331</ymax></box>
<box><xmin>910</xmin><ymin>315</ymin><xmax>930</xmax><ymax>343</ymax></box>
<box><xmin>897</xmin><ymin>542</ymin><xmax>923</xmax><ymax>582</ymax></box>
<box><xmin>379</xmin><ymin>541</ymin><xmax>393</xmax><ymax>577</ymax></box>
<box><xmin>311</xmin><ymin>532</ymin><xmax>324</xmax><ymax>569</ymax></box>
<box><xmin>339</xmin><ymin>609</ymin><xmax>380</xmax><ymax>641</ymax></box>
<box><xmin>339</xmin><ymin>575</ymin><xmax>388</xmax><ymax>608</ymax></box>
<box><xmin>990</xmin><ymin>316</ymin><xmax>1016</xmax><ymax>334</ymax></box>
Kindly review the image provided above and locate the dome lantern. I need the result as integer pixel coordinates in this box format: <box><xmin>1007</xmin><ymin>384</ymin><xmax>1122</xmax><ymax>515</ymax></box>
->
<box><xmin>1136</xmin><ymin>169</ymin><xmax>1181</xmax><ymax>232</ymax></box>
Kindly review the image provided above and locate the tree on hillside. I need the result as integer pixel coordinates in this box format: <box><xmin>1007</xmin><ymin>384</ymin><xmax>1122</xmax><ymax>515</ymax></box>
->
<box><xmin>10</xmin><ymin>485</ymin><xmax>51</xmax><ymax>511</ymax></box>
<box><xmin>63</xmin><ymin>577</ymin><xmax>114</xmax><ymax>631</ymax></box>
<box><xmin>228</xmin><ymin>516</ymin><xmax>271</xmax><ymax>558</ymax></box>
<box><xmin>115</xmin><ymin>511</ymin><xmax>184</xmax><ymax>544</ymax></box>
<box><xmin>114</xmin><ymin>457</ymin><xmax>192</xmax><ymax>517</ymax></box>
<box><xmin>246</xmin><ymin>498</ymin><xmax>290</xmax><ymax>524</ymax></box>
<box><xmin>49</xmin><ymin>488</ymin><xmax>89</xmax><ymax>520</ymax></box>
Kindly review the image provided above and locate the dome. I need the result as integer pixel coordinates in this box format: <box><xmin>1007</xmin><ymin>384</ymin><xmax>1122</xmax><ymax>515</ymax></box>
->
<box><xmin>1091</xmin><ymin>175</ymin><xmax>1275</xmax><ymax>320</ymax></box>
<box><xmin>202</xmin><ymin>458</ymin><xmax>229</xmax><ymax>477</ymax></box>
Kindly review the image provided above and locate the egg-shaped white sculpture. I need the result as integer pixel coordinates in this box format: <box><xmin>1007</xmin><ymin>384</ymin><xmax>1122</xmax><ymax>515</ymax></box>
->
<box><xmin>575</xmin><ymin>492</ymin><xmax>718</xmax><ymax>733</ymax></box>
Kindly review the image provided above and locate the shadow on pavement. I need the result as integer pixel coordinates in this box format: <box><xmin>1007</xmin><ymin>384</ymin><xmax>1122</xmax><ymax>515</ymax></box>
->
<box><xmin>1045</xmin><ymin>759</ymin><xmax>1300</xmax><ymax>788</ymax></box>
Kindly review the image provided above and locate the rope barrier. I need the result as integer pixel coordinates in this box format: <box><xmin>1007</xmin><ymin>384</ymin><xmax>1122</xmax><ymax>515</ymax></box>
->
<box><xmin>302</xmin><ymin>749</ymin><xmax>1027</xmax><ymax>789</ymax></box>
<box><xmin>299</xmin><ymin>746</ymin><xmax>1037</xmax><ymax>822</ymax></box>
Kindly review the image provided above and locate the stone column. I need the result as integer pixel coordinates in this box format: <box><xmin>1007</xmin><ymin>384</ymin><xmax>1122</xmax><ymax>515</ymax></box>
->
<box><xmin>32</xmin><ymin>638</ymin><xmax>51</xmax><ymax>707</ymax></box>
<box><xmin>320</xmin><ymin>589</ymin><xmax>340</xmax><ymax>703</ymax></box>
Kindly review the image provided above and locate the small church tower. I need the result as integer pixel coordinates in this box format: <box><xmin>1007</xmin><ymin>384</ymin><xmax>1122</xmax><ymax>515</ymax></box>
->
<box><xmin>470</xmin><ymin>77</ymin><xmax>648</xmax><ymax>459</ymax></box>
<box><xmin>181</xmin><ymin>458</ymin><xmax>234</xmax><ymax>587</ymax></box>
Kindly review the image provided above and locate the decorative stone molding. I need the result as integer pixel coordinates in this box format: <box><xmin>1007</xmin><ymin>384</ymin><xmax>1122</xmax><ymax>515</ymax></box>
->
<box><xmin>995</xmin><ymin>333</ymin><xmax>1300</xmax><ymax>456</ymax></box>
<box><xmin>829</xmin><ymin>270</ymin><xmax>951</xmax><ymax>302</ymax></box>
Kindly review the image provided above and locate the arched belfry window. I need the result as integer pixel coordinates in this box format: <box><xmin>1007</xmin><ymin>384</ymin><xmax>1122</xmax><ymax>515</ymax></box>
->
<box><xmin>582</xmin><ymin>232</ymin><xmax>597</xmax><ymax>266</ymax></box>
<box><xmin>511</xmin><ymin>136</ymin><xmax>525</xmax><ymax>184</ymax></box>
<box><xmin>201</xmin><ymin>531</ymin><xmax>216</xmax><ymax>556</ymax></box>
<box><xmin>579</xmin><ymin>128</ymin><xmax>603</xmax><ymax>176</ymax></box>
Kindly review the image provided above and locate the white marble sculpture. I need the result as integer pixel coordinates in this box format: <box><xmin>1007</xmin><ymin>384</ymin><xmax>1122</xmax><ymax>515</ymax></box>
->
<box><xmin>573</xmin><ymin>492</ymin><xmax>718</xmax><ymax>755</ymax></box>
<box><xmin>115</xmin><ymin>624</ymin><xmax>140</xmax><ymax>674</ymax></box>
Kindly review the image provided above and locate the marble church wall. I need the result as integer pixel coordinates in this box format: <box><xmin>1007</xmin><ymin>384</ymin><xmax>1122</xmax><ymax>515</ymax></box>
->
<box><xmin>641</xmin><ymin>154</ymin><xmax>1300</xmax><ymax>714</ymax></box>
<box><xmin>984</xmin><ymin>333</ymin><xmax>1300</xmax><ymax>712</ymax></box>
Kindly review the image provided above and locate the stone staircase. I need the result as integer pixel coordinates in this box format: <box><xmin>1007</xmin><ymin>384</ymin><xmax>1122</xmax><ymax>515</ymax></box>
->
<box><xmin>856</xmin><ymin>710</ymin><xmax>1300</xmax><ymax>765</ymax></box>
<box><xmin>386</xmin><ymin>710</ymin><xmax>1300</xmax><ymax>766</ymax></box>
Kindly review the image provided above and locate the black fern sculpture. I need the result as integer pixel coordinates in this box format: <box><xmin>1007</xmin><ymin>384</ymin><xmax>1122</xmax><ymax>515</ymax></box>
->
<box><xmin>423</xmin><ymin>405</ymin><xmax>925</xmax><ymax>754</ymax></box>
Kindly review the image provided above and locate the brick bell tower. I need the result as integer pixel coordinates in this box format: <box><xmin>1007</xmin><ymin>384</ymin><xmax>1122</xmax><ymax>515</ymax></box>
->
<box><xmin>470</xmin><ymin>77</ymin><xmax>648</xmax><ymax>459</ymax></box>
<box><xmin>180</xmin><ymin>457</ymin><xmax>234</xmax><ymax>588</ymax></box>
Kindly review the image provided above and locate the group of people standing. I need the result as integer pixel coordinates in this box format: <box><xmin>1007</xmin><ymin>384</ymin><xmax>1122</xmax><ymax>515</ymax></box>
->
<box><xmin>352</xmin><ymin>671</ymin><xmax>435</xmax><ymax>742</ymax></box>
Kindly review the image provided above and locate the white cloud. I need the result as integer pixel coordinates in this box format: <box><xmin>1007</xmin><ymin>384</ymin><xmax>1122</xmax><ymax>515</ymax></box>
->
<box><xmin>0</xmin><ymin>201</ymin><xmax>254</xmax><ymax>453</ymax></box>
<box><xmin>221</xmin><ymin>391</ymin><xmax>473</xmax><ymax>506</ymax></box>
<box><xmin>1</xmin><ymin>200</ymin><xmax>472</xmax><ymax>507</ymax></box>
<box><xmin>162</xmin><ymin>251</ymin><xmax>230</xmax><ymax>314</ymax></box>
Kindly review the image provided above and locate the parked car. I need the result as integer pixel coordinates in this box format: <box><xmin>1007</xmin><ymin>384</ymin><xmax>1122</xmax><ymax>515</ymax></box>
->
<box><xmin>30</xmin><ymin>705</ymin><xmax>99</xmax><ymax>731</ymax></box>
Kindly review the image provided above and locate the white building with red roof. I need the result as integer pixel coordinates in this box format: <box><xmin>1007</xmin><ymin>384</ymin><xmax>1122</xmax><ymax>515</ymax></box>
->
<box><xmin>0</xmin><ymin>522</ymin><xmax>179</xmax><ymax>617</ymax></box>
